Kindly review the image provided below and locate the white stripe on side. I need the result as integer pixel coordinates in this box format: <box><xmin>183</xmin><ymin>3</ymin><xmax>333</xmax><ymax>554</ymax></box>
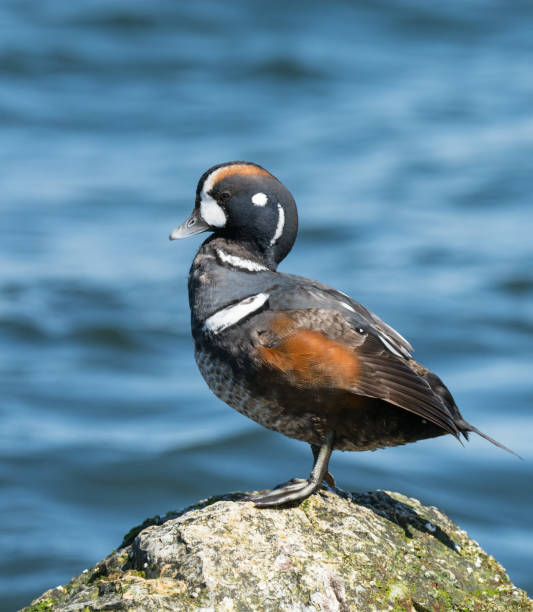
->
<box><xmin>204</xmin><ymin>293</ymin><xmax>269</xmax><ymax>334</ymax></box>
<box><xmin>215</xmin><ymin>249</ymin><xmax>269</xmax><ymax>272</ymax></box>
<box><xmin>339</xmin><ymin>301</ymin><xmax>356</xmax><ymax>313</ymax></box>
<box><xmin>378</xmin><ymin>332</ymin><xmax>407</xmax><ymax>359</ymax></box>
<box><xmin>270</xmin><ymin>203</ymin><xmax>285</xmax><ymax>246</ymax></box>
<box><xmin>385</xmin><ymin>325</ymin><xmax>412</xmax><ymax>354</ymax></box>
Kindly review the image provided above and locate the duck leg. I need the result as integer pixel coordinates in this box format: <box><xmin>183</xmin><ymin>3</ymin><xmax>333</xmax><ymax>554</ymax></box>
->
<box><xmin>250</xmin><ymin>431</ymin><xmax>335</xmax><ymax>507</ymax></box>
<box><xmin>312</xmin><ymin>442</ymin><xmax>336</xmax><ymax>488</ymax></box>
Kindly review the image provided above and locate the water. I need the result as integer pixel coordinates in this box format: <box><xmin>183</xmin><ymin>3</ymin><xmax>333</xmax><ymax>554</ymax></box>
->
<box><xmin>1</xmin><ymin>1</ymin><xmax>532</xmax><ymax>608</ymax></box>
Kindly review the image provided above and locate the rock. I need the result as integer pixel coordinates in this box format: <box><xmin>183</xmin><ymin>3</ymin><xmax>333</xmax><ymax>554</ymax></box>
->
<box><xmin>23</xmin><ymin>488</ymin><xmax>532</xmax><ymax>611</ymax></box>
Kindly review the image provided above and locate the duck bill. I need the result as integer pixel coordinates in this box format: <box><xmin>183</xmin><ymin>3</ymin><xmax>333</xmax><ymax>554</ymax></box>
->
<box><xmin>169</xmin><ymin>211</ymin><xmax>210</xmax><ymax>240</ymax></box>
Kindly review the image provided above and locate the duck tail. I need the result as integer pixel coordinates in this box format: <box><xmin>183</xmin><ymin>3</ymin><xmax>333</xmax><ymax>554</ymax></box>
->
<box><xmin>455</xmin><ymin>418</ymin><xmax>521</xmax><ymax>459</ymax></box>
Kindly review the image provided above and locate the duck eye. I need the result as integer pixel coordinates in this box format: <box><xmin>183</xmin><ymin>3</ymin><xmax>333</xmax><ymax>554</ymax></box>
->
<box><xmin>218</xmin><ymin>191</ymin><xmax>231</xmax><ymax>202</ymax></box>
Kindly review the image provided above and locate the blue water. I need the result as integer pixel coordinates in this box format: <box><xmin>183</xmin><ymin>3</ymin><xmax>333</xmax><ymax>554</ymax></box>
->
<box><xmin>1</xmin><ymin>1</ymin><xmax>532</xmax><ymax>609</ymax></box>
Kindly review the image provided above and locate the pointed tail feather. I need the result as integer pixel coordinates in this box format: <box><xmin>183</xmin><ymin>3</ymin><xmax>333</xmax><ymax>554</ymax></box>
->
<box><xmin>456</xmin><ymin>419</ymin><xmax>522</xmax><ymax>459</ymax></box>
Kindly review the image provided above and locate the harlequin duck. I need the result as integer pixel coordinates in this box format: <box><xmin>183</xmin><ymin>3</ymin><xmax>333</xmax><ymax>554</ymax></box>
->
<box><xmin>170</xmin><ymin>161</ymin><xmax>515</xmax><ymax>507</ymax></box>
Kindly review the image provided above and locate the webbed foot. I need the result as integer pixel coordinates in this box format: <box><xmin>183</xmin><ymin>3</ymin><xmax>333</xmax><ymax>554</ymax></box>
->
<box><xmin>249</xmin><ymin>477</ymin><xmax>321</xmax><ymax>507</ymax></box>
<box><xmin>248</xmin><ymin>431</ymin><xmax>335</xmax><ymax>508</ymax></box>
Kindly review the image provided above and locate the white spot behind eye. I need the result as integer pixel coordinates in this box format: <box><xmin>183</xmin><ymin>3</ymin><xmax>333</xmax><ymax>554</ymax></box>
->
<box><xmin>251</xmin><ymin>192</ymin><xmax>268</xmax><ymax>206</ymax></box>
<box><xmin>200</xmin><ymin>195</ymin><xmax>226</xmax><ymax>227</ymax></box>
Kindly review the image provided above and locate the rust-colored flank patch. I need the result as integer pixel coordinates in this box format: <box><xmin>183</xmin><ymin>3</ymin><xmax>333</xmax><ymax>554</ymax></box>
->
<box><xmin>259</xmin><ymin>325</ymin><xmax>360</xmax><ymax>388</ymax></box>
<box><xmin>212</xmin><ymin>164</ymin><xmax>274</xmax><ymax>185</ymax></box>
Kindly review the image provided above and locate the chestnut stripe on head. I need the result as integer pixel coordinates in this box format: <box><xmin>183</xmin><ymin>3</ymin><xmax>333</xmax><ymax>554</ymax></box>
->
<box><xmin>207</xmin><ymin>163</ymin><xmax>274</xmax><ymax>189</ymax></box>
<box><xmin>200</xmin><ymin>163</ymin><xmax>273</xmax><ymax>199</ymax></box>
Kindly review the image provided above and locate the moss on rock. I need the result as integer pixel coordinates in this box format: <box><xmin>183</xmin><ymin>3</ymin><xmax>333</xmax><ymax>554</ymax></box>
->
<box><xmin>22</xmin><ymin>488</ymin><xmax>532</xmax><ymax>611</ymax></box>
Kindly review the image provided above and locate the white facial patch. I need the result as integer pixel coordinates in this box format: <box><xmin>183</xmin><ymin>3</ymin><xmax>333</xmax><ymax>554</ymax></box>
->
<box><xmin>251</xmin><ymin>192</ymin><xmax>268</xmax><ymax>206</ymax></box>
<box><xmin>202</xmin><ymin>167</ymin><xmax>223</xmax><ymax>195</ymax></box>
<box><xmin>215</xmin><ymin>249</ymin><xmax>268</xmax><ymax>272</ymax></box>
<box><xmin>270</xmin><ymin>203</ymin><xmax>285</xmax><ymax>246</ymax></box>
<box><xmin>204</xmin><ymin>293</ymin><xmax>269</xmax><ymax>334</ymax></box>
<box><xmin>200</xmin><ymin>194</ymin><xmax>226</xmax><ymax>228</ymax></box>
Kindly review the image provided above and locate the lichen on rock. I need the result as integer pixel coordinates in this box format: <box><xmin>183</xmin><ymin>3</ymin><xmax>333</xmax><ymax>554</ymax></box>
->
<box><xmin>22</xmin><ymin>488</ymin><xmax>533</xmax><ymax>611</ymax></box>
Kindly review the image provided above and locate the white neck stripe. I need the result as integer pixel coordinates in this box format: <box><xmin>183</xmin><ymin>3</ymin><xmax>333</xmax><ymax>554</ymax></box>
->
<box><xmin>215</xmin><ymin>249</ymin><xmax>268</xmax><ymax>272</ymax></box>
<box><xmin>204</xmin><ymin>292</ymin><xmax>269</xmax><ymax>334</ymax></box>
<box><xmin>270</xmin><ymin>203</ymin><xmax>285</xmax><ymax>246</ymax></box>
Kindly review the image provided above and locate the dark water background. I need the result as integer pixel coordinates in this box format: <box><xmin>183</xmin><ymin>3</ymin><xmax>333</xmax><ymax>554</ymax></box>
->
<box><xmin>1</xmin><ymin>1</ymin><xmax>532</xmax><ymax>608</ymax></box>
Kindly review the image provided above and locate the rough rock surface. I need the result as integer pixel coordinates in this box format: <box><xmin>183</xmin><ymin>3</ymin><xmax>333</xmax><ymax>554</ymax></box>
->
<box><xmin>23</xmin><ymin>488</ymin><xmax>532</xmax><ymax>611</ymax></box>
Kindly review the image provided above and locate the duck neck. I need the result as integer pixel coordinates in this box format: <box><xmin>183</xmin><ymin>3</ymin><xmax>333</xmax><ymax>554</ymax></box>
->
<box><xmin>203</xmin><ymin>236</ymin><xmax>278</xmax><ymax>272</ymax></box>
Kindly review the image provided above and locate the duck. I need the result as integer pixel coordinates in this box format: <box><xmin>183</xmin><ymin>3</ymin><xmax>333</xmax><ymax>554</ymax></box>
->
<box><xmin>170</xmin><ymin>161</ymin><xmax>514</xmax><ymax>507</ymax></box>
